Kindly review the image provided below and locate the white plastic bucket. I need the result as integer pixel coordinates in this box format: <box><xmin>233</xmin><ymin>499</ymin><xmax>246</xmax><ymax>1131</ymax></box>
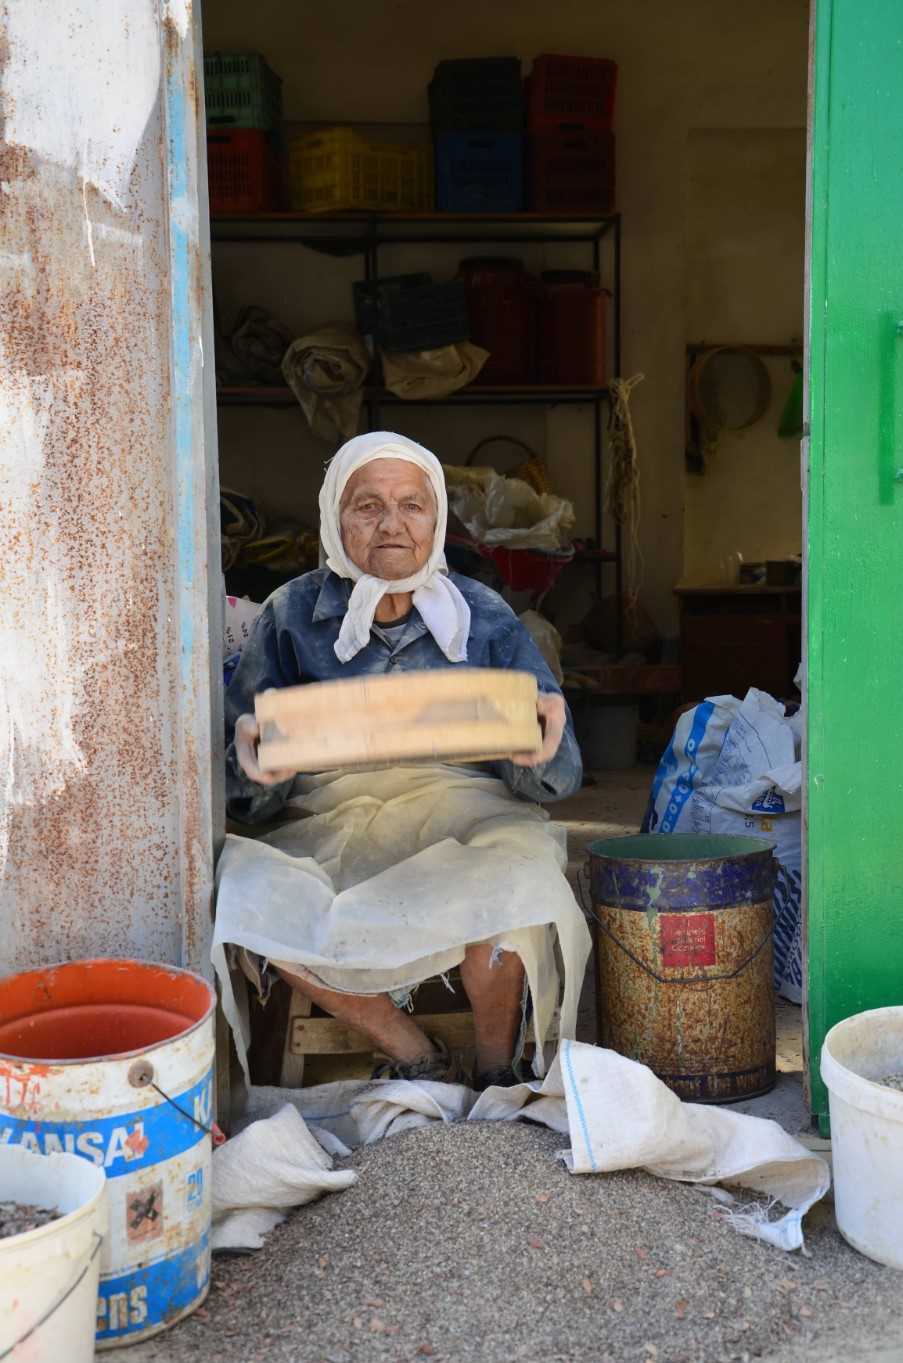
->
<box><xmin>0</xmin><ymin>1145</ymin><xmax>107</xmax><ymax>1363</ymax></box>
<box><xmin>0</xmin><ymin>959</ymin><xmax>216</xmax><ymax>1348</ymax></box>
<box><xmin>821</xmin><ymin>1005</ymin><xmax>903</xmax><ymax>1268</ymax></box>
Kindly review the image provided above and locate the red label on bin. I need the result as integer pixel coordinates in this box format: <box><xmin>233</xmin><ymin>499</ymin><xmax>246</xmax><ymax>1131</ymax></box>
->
<box><xmin>660</xmin><ymin>913</ymin><xmax>717</xmax><ymax>968</ymax></box>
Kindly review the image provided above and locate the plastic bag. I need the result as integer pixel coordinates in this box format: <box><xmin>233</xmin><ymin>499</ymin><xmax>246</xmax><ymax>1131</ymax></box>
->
<box><xmin>381</xmin><ymin>341</ymin><xmax>489</xmax><ymax>399</ymax></box>
<box><xmin>643</xmin><ymin>689</ymin><xmax>803</xmax><ymax>1003</ymax></box>
<box><xmin>224</xmin><ymin>594</ymin><xmax>262</xmax><ymax>661</ymax></box>
<box><xmin>444</xmin><ymin>465</ymin><xmax>575</xmax><ymax>551</ymax></box>
<box><xmin>519</xmin><ymin>611</ymin><xmax>564</xmax><ymax>684</ymax></box>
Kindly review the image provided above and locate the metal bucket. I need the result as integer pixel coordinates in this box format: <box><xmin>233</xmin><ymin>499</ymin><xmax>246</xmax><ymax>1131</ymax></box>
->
<box><xmin>0</xmin><ymin>959</ymin><xmax>215</xmax><ymax>1348</ymax></box>
<box><xmin>588</xmin><ymin>834</ymin><xmax>776</xmax><ymax>1103</ymax></box>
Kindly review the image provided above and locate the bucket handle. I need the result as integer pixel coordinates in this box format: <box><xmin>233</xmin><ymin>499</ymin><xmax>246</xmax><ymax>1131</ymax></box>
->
<box><xmin>593</xmin><ymin>914</ymin><xmax>772</xmax><ymax>985</ymax></box>
<box><xmin>0</xmin><ymin>1230</ymin><xmax>103</xmax><ymax>1362</ymax></box>
<box><xmin>128</xmin><ymin>1062</ymin><xmax>226</xmax><ymax>1147</ymax></box>
<box><xmin>150</xmin><ymin>1083</ymin><xmax>227</xmax><ymax>1148</ymax></box>
<box><xmin>575</xmin><ymin>866</ymin><xmax>594</xmax><ymax>922</ymax></box>
<box><xmin>149</xmin><ymin>1084</ymin><xmax>227</xmax><ymax>1150</ymax></box>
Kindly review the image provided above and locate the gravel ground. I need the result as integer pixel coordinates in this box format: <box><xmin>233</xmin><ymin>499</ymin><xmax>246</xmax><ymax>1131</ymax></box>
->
<box><xmin>121</xmin><ymin>1119</ymin><xmax>900</xmax><ymax>1363</ymax></box>
<box><xmin>116</xmin><ymin>774</ymin><xmax>902</xmax><ymax>1362</ymax></box>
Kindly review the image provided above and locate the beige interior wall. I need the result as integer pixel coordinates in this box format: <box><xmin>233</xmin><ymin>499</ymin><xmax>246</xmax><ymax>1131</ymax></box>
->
<box><xmin>204</xmin><ymin>0</ymin><xmax>809</xmax><ymax>636</ymax></box>
<box><xmin>682</xmin><ymin>128</ymin><xmax>806</xmax><ymax>585</ymax></box>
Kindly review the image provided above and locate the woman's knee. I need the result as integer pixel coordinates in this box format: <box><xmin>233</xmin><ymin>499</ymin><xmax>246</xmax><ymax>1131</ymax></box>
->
<box><xmin>460</xmin><ymin>943</ymin><xmax>524</xmax><ymax>997</ymax></box>
<box><xmin>274</xmin><ymin>965</ymin><xmax>395</xmax><ymax>1019</ymax></box>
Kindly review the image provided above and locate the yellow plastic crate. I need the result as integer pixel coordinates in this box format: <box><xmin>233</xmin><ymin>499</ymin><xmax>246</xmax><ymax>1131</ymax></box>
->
<box><xmin>289</xmin><ymin>127</ymin><xmax>432</xmax><ymax>213</ymax></box>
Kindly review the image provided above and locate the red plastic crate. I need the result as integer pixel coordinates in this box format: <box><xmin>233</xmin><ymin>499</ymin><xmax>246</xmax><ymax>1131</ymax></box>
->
<box><xmin>529</xmin><ymin>128</ymin><xmax>615</xmax><ymax>214</ymax></box>
<box><xmin>539</xmin><ymin>272</ymin><xmax>607</xmax><ymax>385</ymax></box>
<box><xmin>446</xmin><ymin>535</ymin><xmax>573</xmax><ymax>594</ymax></box>
<box><xmin>207</xmin><ymin>129</ymin><xmax>282</xmax><ymax>213</ymax></box>
<box><xmin>484</xmin><ymin>544</ymin><xmax>574</xmax><ymax>593</ymax></box>
<box><xmin>528</xmin><ymin>54</ymin><xmax>618</xmax><ymax>131</ymax></box>
<box><xmin>458</xmin><ymin>257</ymin><xmax>538</xmax><ymax>384</ymax></box>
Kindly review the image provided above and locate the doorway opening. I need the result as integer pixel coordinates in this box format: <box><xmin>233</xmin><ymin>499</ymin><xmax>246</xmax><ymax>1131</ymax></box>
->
<box><xmin>202</xmin><ymin>1</ymin><xmax>810</xmax><ymax>1110</ymax></box>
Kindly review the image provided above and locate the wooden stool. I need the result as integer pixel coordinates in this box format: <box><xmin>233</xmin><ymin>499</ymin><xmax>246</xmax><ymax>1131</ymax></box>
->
<box><xmin>279</xmin><ymin>972</ymin><xmax>480</xmax><ymax>1087</ymax></box>
<box><xmin>277</xmin><ymin>974</ymin><xmax>559</xmax><ymax>1088</ymax></box>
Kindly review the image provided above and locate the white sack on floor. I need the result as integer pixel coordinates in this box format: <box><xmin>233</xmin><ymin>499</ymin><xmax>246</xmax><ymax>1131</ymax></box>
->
<box><xmin>643</xmin><ymin>688</ymin><xmax>804</xmax><ymax>1003</ymax></box>
<box><xmin>213</xmin><ymin>765</ymin><xmax>591</xmax><ymax>1081</ymax></box>
<box><xmin>212</xmin><ymin>1103</ymin><xmax>357</xmax><ymax>1250</ymax></box>
<box><xmin>550</xmin><ymin>1042</ymin><xmax>827</xmax><ymax>1250</ymax></box>
<box><xmin>222</xmin><ymin>1040</ymin><xmax>829</xmax><ymax>1255</ymax></box>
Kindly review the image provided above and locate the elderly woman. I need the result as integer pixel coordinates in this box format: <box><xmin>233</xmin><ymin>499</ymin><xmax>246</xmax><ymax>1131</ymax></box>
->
<box><xmin>214</xmin><ymin>432</ymin><xmax>590</xmax><ymax>1090</ymax></box>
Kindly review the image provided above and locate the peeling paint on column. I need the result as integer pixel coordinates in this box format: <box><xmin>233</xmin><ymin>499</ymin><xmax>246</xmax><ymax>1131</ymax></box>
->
<box><xmin>0</xmin><ymin>1</ymin><xmax>220</xmax><ymax>973</ymax></box>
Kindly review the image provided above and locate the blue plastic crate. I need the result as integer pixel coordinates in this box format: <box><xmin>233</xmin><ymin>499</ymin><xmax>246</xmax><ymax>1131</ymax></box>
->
<box><xmin>435</xmin><ymin>133</ymin><xmax>524</xmax><ymax>213</ymax></box>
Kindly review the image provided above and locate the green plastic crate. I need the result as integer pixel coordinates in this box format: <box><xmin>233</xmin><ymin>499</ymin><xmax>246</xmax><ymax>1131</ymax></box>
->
<box><xmin>204</xmin><ymin>51</ymin><xmax>282</xmax><ymax>130</ymax></box>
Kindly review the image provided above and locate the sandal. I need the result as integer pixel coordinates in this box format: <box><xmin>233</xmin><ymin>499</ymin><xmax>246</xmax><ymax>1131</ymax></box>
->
<box><xmin>474</xmin><ymin>1063</ymin><xmax>528</xmax><ymax>1091</ymax></box>
<box><xmin>371</xmin><ymin>1037</ymin><xmax>463</xmax><ymax>1084</ymax></box>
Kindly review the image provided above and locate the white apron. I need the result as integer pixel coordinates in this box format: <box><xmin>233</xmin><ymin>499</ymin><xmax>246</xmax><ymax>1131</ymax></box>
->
<box><xmin>213</xmin><ymin>764</ymin><xmax>591</xmax><ymax>1079</ymax></box>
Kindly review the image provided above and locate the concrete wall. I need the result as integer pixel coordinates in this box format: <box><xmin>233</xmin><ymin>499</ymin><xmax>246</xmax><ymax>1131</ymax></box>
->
<box><xmin>683</xmin><ymin>128</ymin><xmax>806</xmax><ymax>585</ymax></box>
<box><xmin>203</xmin><ymin>0</ymin><xmax>809</xmax><ymax>634</ymax></box>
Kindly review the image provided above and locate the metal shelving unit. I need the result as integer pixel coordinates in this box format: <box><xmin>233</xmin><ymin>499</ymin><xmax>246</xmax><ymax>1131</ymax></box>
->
<box><xmin>212</xmin><ymin>211</ymin><xmax>622</xmax><ymax>604</ymax></box>
<box><xmin>217</xmin><ymin>383</ymin><xmax>610</xmax><ymax>406</ymax></box>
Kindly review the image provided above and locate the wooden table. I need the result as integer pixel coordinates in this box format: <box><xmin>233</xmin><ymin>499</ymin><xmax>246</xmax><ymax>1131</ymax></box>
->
<box><xmin>675</xmin><ymin>584</ymin><xmax>802</xmax><ymax>702</ymax></box>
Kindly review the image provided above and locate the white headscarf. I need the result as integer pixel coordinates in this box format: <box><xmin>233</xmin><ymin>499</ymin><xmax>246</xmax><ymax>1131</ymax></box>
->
<box><xmin>319</xmin><ymin>431</ymin><xmax>471</xmax><ymax>664</ymax></box>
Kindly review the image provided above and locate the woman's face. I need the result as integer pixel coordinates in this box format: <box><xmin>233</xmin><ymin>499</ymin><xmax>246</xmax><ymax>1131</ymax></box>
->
<box><xmin>339</xmin><ymin>458</ymin><xmax>437</xmax><ymax>580</ymax></box>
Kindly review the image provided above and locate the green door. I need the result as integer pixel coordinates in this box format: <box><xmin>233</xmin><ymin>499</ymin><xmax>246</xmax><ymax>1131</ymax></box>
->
<box><xmin>807</xmin><ymin>0</ymin><xmax>903</xmax><ymax>1131</ymax></box>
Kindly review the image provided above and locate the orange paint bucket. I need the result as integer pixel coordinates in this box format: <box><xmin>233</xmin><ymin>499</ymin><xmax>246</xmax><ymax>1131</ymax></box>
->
<box><xmin>0</xmin><ymin>958</ymin><xmax>213</xmax><ymax>1062</ymax></box>
<box><xmin>0</xmin><ymin>959</ymin><xmax>215</xmax><ymax>1348</ymax></box>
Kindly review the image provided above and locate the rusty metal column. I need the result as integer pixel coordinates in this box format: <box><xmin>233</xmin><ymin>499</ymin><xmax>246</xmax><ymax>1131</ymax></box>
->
<box><xmin>0</xmin><ymin>1</ymin><xmax>222</xmax><ymax>975</ymax></box>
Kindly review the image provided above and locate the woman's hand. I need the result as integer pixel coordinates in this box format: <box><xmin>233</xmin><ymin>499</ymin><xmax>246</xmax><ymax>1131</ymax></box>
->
<box><xmin>510</xmin><ymin>692</ymin><xmax>566</xmax><ymax>769</ymax></box>
<box><xmin>234</xmin><ymin>713</ymin><xmax>297</xmax><ymax>787</ymax></box>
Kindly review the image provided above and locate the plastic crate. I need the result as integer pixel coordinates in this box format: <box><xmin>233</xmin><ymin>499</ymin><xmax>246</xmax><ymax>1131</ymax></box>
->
<box><xmin>445</xmin><ymin>535</ymin><xmax>574</xmax><ymax>595</ymax></box>
<box><xmin>207</xmin><ymin>129</ymin><xmax>283</xmax><ymax>214</ymax></box>
<box><xmin>429</xmin><ymin>57</ymin><xmax>524</xmax><ymax>132</ymax></box>
<box><xmin>289</xmin><ymin>127</ymin><xmax>432</xmax><ymax>213</ymax></box>
<box><xmin>486</xmin><ymin>544</ymin><xmax>574</xmax><ymax>593</ymax></box>
<box><xmin>538</xmin><ymin>271</ymin><xmax>607</xmax><ymax>384</ymax></box>
<box><xmin>204</xmin><ymin>51</ymin><xmax>282</xmax><ymax>129</ymax></box>
<box><xmin>354</xmin><ymin>274</ymin><xmax>469</xmax><ymax>353</ymax></box>
<box><xmin>435</xmin><ymin>133</ymin><xmax>524</xmax><ymax>213</ymax></box>
<box><xmin>529</xmin><ymin>128</ymin><xmax>615</xmax><ymax>213</ymax></box>
<box><xmin>458</xmin><ymin>257</ymin><xmax>537</xmax><ymax>384</ymax></box>
<box><xmin>528</xmin><ymin>54</ymin><xmax>618</xmax><ymax>131</ymax></box>
<box><xmin>353</xmin><ymin>273</ymin><xmax>431</xmax><ymax>337</ymax></box>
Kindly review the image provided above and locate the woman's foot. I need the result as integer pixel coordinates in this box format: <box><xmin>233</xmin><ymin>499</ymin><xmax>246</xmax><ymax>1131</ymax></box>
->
<box><xmin>371</xmin><ymin>1038</ymin><xmax>463</xmax><ymax>1084</ymax></box>
<box><xmin>473</xmin><ymin>1063</ymin><xmax>527</xmax><ymax>1091</ymax></box>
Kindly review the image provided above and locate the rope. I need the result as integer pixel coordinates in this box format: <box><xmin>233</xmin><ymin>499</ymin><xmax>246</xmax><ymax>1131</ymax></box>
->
<box><xmin>605</xmin><ymin>374</ymin><xmax>645</xmax><ymax>619</ymax></box>
<box><xmin>0</xmin><ymin>1232</ymin><xmax>103</xmax><ymax>1360</ymax></box>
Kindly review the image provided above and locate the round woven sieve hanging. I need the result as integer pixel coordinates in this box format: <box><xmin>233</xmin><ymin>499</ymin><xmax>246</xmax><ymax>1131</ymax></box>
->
<box><xmin>688</xmin><ymin>346</ymin><xmax>773</xmax><ymax>458</ymax></box>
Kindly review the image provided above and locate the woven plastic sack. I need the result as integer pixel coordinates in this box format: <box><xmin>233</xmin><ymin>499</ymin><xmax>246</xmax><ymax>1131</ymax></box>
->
<box><xmin>643</xmin><ymin>689</ymin><xmax>803</xmax><ymax>1003</ymax></box>
<box><xmin>211</xmin><ymin>1103</ymin><xmax>357</xmax><ymax>1250</ymax></box>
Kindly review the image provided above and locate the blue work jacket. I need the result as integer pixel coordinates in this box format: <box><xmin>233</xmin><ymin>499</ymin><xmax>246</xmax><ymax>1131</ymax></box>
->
<box><xmin>224</xmin><ymin>569</ymin><xmax>582</xmax><ymax>822</ymax></box>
